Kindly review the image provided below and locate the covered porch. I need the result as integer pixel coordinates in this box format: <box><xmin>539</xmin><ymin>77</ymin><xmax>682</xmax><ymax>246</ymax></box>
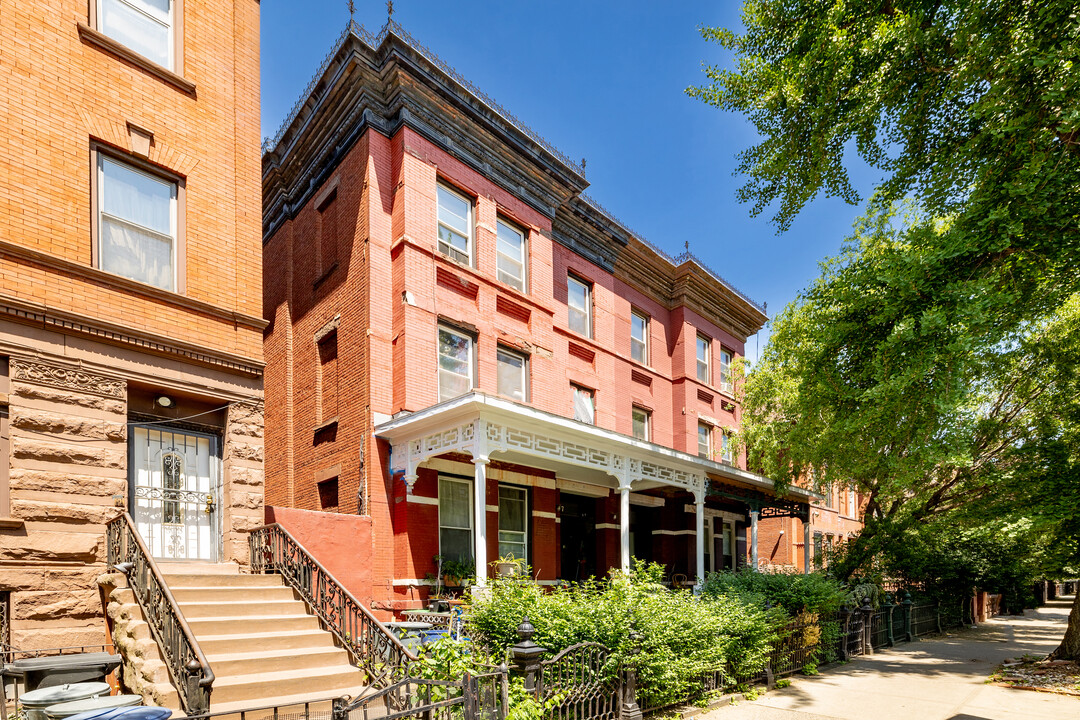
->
<box><xmin>375</xmin><ymin>392</ymin><xmax>817</xmax><ymax>592</ymax></box>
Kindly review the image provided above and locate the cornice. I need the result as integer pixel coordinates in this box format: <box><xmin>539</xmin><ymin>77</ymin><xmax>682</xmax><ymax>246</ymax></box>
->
<box><xmin>0</xmin><ymin>294</ymin><xmax>264</xmax><ymax>377</ymax></box>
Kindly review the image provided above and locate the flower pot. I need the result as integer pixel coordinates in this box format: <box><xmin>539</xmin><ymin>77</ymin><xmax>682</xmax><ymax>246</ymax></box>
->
<box><xmin>495</xmin><ymin>562</ymin><xmax>520</xmax><ymax>577</ymax></box>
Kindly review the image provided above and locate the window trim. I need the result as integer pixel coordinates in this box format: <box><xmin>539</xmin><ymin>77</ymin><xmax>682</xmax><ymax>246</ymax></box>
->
<box><xmin>437</xmin><ymin>323</ymin><xmax>476</xmax><ymax>402</ymax></box>
<box><xmin>719</xmin><ymin>347</ymin><xmax>733</xmax><ymax>393</ymax></box>
<box><xmin>496</xmin><ymin>345</ymin><xmax>529</xmax><ymax>403</ymax></box>
<box><xmin>630</xmin><ymin>309</ymin><xmax>649</xmax><ymax>366</ymax></box>
<box><xmin>497</xmin><ymin>484</ymin><xmax>529</xmax><ymax>562</ymax></box>
<box><xmin>89</xmin><ymin>0</ymin><xmax>184</xmax><ymax>75</ymax></box>
<box><xmin>436</xmin><ymin>182</ymin><xmax>475</xmax><ymax>267</ymax></box>
<box><xmin>696</xmin><ymin>333</ymin><xmax>711</xmax><ymax>384</ymax></box>
<box><xmin>631</xmin><ymin>405</ymin><xmax>651</xmax><ymax>442</ymax></box>
<box><xmin>697</xmin><ymin>421</ymin><xmax>712</xmax><ymax>459</ymax></box>
<box><xmin>495</xmin><ymin>217</ymin><xmax>527</xmax><ymax>293</ymax></box>
<box><xmin>567</xmin><ymin>274</ymin><xmax>593</xmax><ymax>338</ymax></box>
<box><xmin>91</xmin><ymin>144</ymin><xmax>185</xmax><ymax>294</ymax></box>
<box><xmin>720</xmin><ymin>430</ymin><xmax>733</xmax><ymax>464</ymax></box>
<box><xmin>571</xmin><ymin>383</ymin><xmax>596</xmax><ymax>425</ymax></box>
<box><xmin>438</xmin><ymin>474</ymin><xmax>475</xmax><ymax>564</ymax></box>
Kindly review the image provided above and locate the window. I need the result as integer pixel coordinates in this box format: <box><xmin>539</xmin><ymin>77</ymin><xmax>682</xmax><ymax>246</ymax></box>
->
<box><xmin>98</xmin><ymin>0</ymin><xmax>175</xmax><ymax>70</ymax></box>
<box><xmin>439</xmin><ymin>476</ymin><xmax>473</xmax><ymax>563</ymax></box>
<box><xmin>318</xmin><ymin>331</ymin><xmax>338</xmax><ymax>421</ymax></box>
<box><xmin>696</xmin><ymin>335</ymin><xmax>711</xmax><ymax>383</ymax></box>
<box><xmin>572</xmin><ymin>385</ymin><xmax>595</xmax><ymax>424</ymax></box>
<box><xmin>497</xmin><ymin>347</ymin><xmax>528</xmax><ymax>402</ymax></box>
<box><xmin>317</xmin><ymin>477</ymin><xmax>339</xmax><ymax>511</ymax></box>
<box><xmin>496</xmin><ymin>219</ymin><xmax>526</xmax><ymax>292</ymax></box>
<box><xmin>631</xmin><ymin>406</ymin><xmax>650</xmax><ymax>441</ymax></box>
<box><xmin>697</xmin><ymin>422</ymin><xmax>712</xmax><ymax>459</ymax></box>
<box><xmin>630</xmin><ymin>310</ymin><xmax>649</xmax><ymax>365</ymax></box>
<box><xmin>719</xmin><ymin>348</ymin><xmax>733</xmax><ymax>393</ymax></box>
<box><xmin>437</xmin><ymin>184</ymin><xmax>472</xmax><ymax>265</ymax></box>
<box><xmin>847</xmin><ymin>488</ymin><xmax>856</xmax><ymax>518</ymax></box>
<box><xmin>498</xmin><ymin>485</ymin><xmax>528</xmax><ymax>560</ymax></box>
<box><xmin>567</xmin><ymin>276</ymin><xmax>592</xmax><ymax>337</ymax></box>
<box><xmin>96</xmin><ymin>154</ymin><xmax>178</xmax><ymax>291</ymax></box>
<box><xmin>720</xmin><ymin>431</ymin><xmax>733</xmax><ymax>464</ymax></box>
<box><xmin>438</xmin><ymin>325</ymin><xmax>474</xmax><ymax>402</ymax></box>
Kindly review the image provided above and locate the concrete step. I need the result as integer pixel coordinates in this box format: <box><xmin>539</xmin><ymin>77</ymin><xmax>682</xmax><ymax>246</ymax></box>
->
<box><xmin>206</xmin><ymin>690</ymin><xmax>348</xmax><ymax>717</ymax></box>
<box><xmin>170</xmin><ymin>585</ymin><xmax>299</xmax><ymax>603</ymax></box>
<box><xmin>178</xmin><ymin>599</ymin><xmax>310</xmax><ymax>619</ymax></box>
<box><xmin>197</xmin><ymin>629</ymin><xmax>336</xmax><ymax>656</ymax></box>
<box><xmin>159</xmin><ymin>562</ymin><xmax>241</xmax><ymax>575</ymax></box>
<box><xmin>204</xmin><ymin>646</ymin><xmax>354</xmax><ymax>676</ymax></box>
<box><xmin>163</xmin><ymin>573</ymin><xmax>285</xmax><ymax>588</ymax></box>
<box><xmin>187</xmin><ymin>614</ymin><xmax>322</xmax><ymax>636</ymax></box>
<box><xmin>209</xmin><ymin>665</ymin><xmax>366</xmax><ymax>706</ymax></box>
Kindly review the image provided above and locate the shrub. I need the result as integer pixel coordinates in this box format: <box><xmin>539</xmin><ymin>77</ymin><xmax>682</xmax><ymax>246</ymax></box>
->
<box><xmin>700</xmin><ymin>569</ymin><xmax>847</xmax><ymax>616</ymax></box>
<box><xmin>466</xmin><ymin>561</ymin><xmax>779</xmax><ymax>709</ymax></box>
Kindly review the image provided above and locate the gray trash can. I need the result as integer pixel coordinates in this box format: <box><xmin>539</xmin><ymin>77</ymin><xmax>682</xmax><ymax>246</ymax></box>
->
<box><xmin>46</xmin><ymin>695</ymin><xmax>142</xmax><ymax>720</ymax></box>
<box><xmin>18</xmin><ymin>683</ymin><xmax>111</xmax><ymax>720</ymax></box>
<box><xmin>8</xmin><ymin>654</ymin><xmax>121</xmax><ymax>691</ymax></box>
<box><xmin>66</xmin><ymin>708</ymin><xmax>171</xmax><ymax>720</ymax></box>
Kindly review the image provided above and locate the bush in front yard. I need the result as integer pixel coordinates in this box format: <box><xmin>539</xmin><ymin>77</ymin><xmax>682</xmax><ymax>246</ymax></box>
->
<box><xmin>700</xmin><ymin>568</ymin><xmax>848</xmax><ymax>616</ymax></box>
<box><xmin>466</xmin><ymin>561</ymin><xmax>779</xmax><ymax>708</ymax></box>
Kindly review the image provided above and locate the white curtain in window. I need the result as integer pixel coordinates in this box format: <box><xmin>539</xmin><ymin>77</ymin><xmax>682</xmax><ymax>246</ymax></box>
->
<box><xmin>101</xmin><ymin>0</ymin><xmax>172</xmax><ymax>68</ymax></box>
<box><xmin>438</xmin><ymin>328</ymin><xmax>472</xmax><ymax>401</ymax></box>
<box><xmin>497</xmin><ymin>349</ymin><xmax>525</xmax><ymax>401</ymax></box>
<box><xmin>100</xmin><ymin>157</ymin><xmax>175</xmax><ymax>290</ymax></box>
<box><xmin>573</xmin><ymin>387</ymin><xmax>594</xmax><ymax>424</ymax></box>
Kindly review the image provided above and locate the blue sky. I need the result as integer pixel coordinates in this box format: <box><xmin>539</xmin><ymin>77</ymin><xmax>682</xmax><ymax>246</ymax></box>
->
<box><xmin>261</xmin><ymin>1</ymin><xmax>879</xmax><ymax>362</ymax></box>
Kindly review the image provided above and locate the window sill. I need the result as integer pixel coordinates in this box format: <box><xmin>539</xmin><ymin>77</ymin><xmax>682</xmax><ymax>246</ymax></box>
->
<box><xmin>314</xmin><ymin>417</ymin><xmax>340</xmax><ymax>434</ymax></box>
<box><xmin>313</xmin><ymin>262</ymin><xmax>339</xmax><ymax>291</ymax></box>
<box><xmin>77</xmin><ymin>23</ymin><xmax>196</xmax><ymax>96</ymax></box>
<box><xmin>0</xmin><ymin>518</ymin><xmax>25</xmax><ymax>529</ymax></box>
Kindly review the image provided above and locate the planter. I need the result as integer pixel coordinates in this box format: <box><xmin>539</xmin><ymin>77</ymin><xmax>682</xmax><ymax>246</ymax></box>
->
<box><xmin>495</xmin><ymin>562</ymin><xmax>520</xmax><ymax>577</ymax></box>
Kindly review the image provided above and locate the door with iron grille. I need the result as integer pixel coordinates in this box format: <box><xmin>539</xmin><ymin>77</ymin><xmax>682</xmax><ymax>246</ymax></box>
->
<box><xmin>131</xmin><ymin>425</ymin><xmax>221</xmax><ymax>561</ymax></box>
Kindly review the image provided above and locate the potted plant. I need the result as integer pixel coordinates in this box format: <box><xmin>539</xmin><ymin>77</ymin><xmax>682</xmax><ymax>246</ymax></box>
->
<box><xmin>441</xmin><ymin>558</ymin><xmax>475</xmax><ymax>587</ymax></box>
<box><xmin>494</xmin><ymin>554</ymin><xmax>524</xmax><ymax>577</ymax></box>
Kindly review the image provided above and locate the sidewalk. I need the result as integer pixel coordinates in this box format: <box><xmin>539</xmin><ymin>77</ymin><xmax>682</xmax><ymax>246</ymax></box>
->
<box><xmin>702</xmin><ymin>596</ymin><xmax>1079</xmax><ymax>720</ymax></box>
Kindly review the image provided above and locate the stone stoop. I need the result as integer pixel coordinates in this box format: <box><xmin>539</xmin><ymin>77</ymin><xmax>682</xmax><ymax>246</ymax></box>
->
<box><xmin>100</xmin><ymin>565</ymin><xmax>370</xmax><ymax>716</ymax></box>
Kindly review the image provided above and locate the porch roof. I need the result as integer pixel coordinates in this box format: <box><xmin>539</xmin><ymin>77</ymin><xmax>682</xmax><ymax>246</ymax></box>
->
<box><xmin>374</xmin><ymin>392</ymin><xmax>818</xmax><ymax>503</ymax></box>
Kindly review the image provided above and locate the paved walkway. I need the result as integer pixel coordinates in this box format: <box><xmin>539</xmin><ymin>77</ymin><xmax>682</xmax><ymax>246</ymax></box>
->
<box><xmin>702</xmin><ymin>596</ymin><xmax>1079</xmax><ymax>720</ymax></box>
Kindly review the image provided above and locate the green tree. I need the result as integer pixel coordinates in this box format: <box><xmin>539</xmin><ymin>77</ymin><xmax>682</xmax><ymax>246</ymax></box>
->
<box><xmin>691</xmin><ymin>0</ymin><xmax>1080</xmax><ymax>659</ymax></box>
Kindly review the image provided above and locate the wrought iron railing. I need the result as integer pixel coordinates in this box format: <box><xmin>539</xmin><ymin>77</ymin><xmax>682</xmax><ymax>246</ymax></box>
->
<box><xmin>248</xmin><ymin>524</ymin><xmax>417</xmax><ymax>686</ymax></box>
<box><xmin>538</xmin><ymin>643</ymin><xmax>619</xmax><ymax>720</ymax></box>
<box><xmin>106</xmin><ymin>512</ymin><xmax>214</xmax><ymax>714</ymax></box>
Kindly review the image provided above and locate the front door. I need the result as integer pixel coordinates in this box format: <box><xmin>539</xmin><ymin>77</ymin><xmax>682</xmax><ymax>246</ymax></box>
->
<box><xmin>559</xmin><ymin>493</ymin><xmax>597</xmax><ymax>581</ymax></box>
<box><xmin>131</xmin><ymin>425</ymin><xmax>221</xmax><ymax>561</ymax></box>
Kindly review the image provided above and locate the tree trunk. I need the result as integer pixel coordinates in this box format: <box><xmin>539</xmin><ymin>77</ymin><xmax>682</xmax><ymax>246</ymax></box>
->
<box><xmin>1049</xmin><ymin>591</ymin><xmax>1080</xmax><ymax>660</ymax></box>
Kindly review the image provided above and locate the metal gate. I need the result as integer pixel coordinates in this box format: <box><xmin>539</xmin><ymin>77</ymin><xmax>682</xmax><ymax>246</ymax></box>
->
<box><xmin>538</xmin><ymin>643</ymin><xmax>620</xmax><ymax>720</ymax></box>
<box><xmin>130</xmin><ymin>425</ymin><xmax>220</xmax><ymax>561</ymax></box>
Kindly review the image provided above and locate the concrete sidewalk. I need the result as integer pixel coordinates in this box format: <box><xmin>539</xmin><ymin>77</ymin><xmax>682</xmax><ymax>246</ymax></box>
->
<box><xmin>702</xmin><ymin>597</ymin><xmax>1078</xmax><ymax>720</ymax></box>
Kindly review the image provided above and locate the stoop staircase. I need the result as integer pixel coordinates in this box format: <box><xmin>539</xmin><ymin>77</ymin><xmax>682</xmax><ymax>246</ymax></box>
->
<box><xmin>104</xmin><ymin>561</ymin><xmax>370</xmax><ymax>715</ymax></box>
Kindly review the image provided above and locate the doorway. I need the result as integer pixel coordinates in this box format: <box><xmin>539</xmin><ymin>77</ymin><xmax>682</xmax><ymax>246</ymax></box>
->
<box><xmin>559</xmin><ymin>492</ymin><xmax>597</xmax><ymax>581</ymax></box>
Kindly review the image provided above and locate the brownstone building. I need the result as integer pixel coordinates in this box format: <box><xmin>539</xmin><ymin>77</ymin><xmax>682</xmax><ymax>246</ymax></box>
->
<box><xmin>0</xmin><ymin>0</ymin><xmax>264</xmax><ymax>651</ymax></box>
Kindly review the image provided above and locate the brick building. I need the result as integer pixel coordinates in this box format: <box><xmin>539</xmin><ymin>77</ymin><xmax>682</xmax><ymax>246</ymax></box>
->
<box><xmin>756</xmin><ymin>484</ymin><xmax>864</xmax><ymax>573</ymax></box>
<box><xmin>0</xmin><ymin>0</ymin><xmax>264</xmax><ymax>650</ymax></box>
<box><xmin>262</xmin><ymin>23</ymin><xmax>818</xmax><ymax>615</ymax></box>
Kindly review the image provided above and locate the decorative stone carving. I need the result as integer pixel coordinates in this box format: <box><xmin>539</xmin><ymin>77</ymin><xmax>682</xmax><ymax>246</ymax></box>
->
<box><xmin>10</xmin><ymin>358</ymin><xmax>126</xmax><ymax>398</ymax></box>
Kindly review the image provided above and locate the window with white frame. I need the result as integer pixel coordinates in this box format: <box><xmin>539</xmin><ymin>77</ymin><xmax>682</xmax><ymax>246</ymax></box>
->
<box><xmin>719</xmin><ymin>347</ymin><xmax>733</xmax><ymax>392</ymax></box>
<box><xmin>697</xmin><ymin>422</ymin><xmax>712</xmax><ymax>458</ymax></box>
<box><xmin>567</xmin><ymin>276</ymin><xmax>592</xmax><ymax>337</ymax></box>
<box><xmin>572</xmin><ymin>384</ymin><xmax>595</xmax><ymax>424</ymax></box>
<box><xmin>497</xmin><ymin>346</ymin><xmax>528</xmax><ymax>402</ymax></box>
<box><xmin>496</xmin><ymin>219</ymin><xmax>526</xmax><ymax>292</ymax></box>
<box><xmin>99</xmin><ymin>0</ymin><xmax>175</xmax><ymax>70</ymax></box>
<box><xmin>97</xmin><ymin>154</ymin><xmax>177</xmax><ymax>291</ymax></box>
<box><xmin>498</xmin><ymin>485</ymin><xmax>527</xmax><ymax>560</ymax></box>
<box><xmin>847</xmin><ymin>488</ymin><xmax>856</xmax><ymax>517</ymax></box>
<box><xmin>437</xmin><ymin>184</ymin><xmax>472</xmax><ymax>265</ymax></box>
<box><xmin>437</xmin><ymin>325</ymin><xmax>474</xmax><ymax>402</ymax></box>
<box><xmin>696</xmin><ymin>334</ymin><xmax>711</xmax><ymax>383</ymax></box>
<box><xmin>630</xmin><ymin>310</ymin><xmax>649</xmax><ymax>365</ymax></box>
<box><xmin>439</xmin><ymin>476</ymin><xmax>473</xmax><ymax>563</ymax></box>
<box><xmin>720</xmin><ymin>430</ymin><xmax>733</xmax><ymax>464</ymax></box>
<box><xmin>632</xmin><ymin>406</ymin><xmax>650</xmax><ymax>441</ymax></box>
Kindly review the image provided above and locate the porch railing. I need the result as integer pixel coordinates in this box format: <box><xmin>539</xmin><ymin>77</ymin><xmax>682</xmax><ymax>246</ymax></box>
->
<box><xmin>248</xmin><ymin>524</ymin><xmax>417</xmax><ymax>687</ymax></box>
<box><xmin>106</xmin><ymin>512</ymin><xmax>214</xmax><ymax>715</ymax></box>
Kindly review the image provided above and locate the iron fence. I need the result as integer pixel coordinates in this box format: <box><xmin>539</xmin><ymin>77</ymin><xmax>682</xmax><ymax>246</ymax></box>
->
<box><xmin>868</xmin><ymin>610</ymin><xmax>889</xmax><ymax>649</ymax></box>
<box><xmin>910</xmin><ymin>604</ymin><xmax>939</xmax><ymax>638</ymax></box>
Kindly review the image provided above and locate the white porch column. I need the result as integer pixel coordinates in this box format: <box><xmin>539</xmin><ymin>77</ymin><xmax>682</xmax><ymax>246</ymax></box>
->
<box><xmin>804</xmin><ymin>519</ymin><xmax>811</xmax><ymax>575</ymax></box>
<box><xmin>750</xmin><ymin>509</ymin><xmax>760</xmax><ymax>571</ymax></box>
<box><xmin>619</xmin><ymin>484</ymin><xmax>631</xmax><ymax>573</ymax></box>
<box><xmin>694</xmin><ymin>491</ymin><xmax>705</xmax><ymax>592</ymax></box>
<box><xmin>473</xmin><ymin>456</ymin><xmax>489</xmax><ymax>588</ymax></box>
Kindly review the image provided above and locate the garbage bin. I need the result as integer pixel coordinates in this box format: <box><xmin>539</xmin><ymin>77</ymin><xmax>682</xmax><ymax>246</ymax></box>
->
<box><xmin>45</xmin><ymin>695</ymin><xmax>142</xmax><ymax>720</ymax></box>
<box><xmin>18</xmin><ymin>683</ymin><xmax>111</xmax><ymax>720</ymax></box>
<box><xmin>8</xmin><ymin>654</ymin><xmax>121</xmax><ymax>691</ymax></box>
<box><xmin>65</xmin><ymin>708</ymin><xmax>172</xmax><ymax>720</ymax></box>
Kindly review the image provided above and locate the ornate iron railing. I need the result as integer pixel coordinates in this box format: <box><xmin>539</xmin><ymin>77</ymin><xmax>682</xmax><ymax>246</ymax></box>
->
<box><xmin>538</xmin><ymin>642</ymin><xmax>619</xmax><ymax>720</ymax></box>
<box><xmin>106</xmin><ymin>512</ymin><xmax>214</xmax><ymax>714</ymax></box>
<box><xmin>248</xmin><ymin>524</ymin><xmax>417</xmax><ymax>686</ymax></box>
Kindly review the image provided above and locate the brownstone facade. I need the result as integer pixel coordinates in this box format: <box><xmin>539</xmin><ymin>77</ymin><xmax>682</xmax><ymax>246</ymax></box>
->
<box><xmin>0</xmin><ymin>0</ymin><xmax>263</xmax><ymax>651</ymax></box>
